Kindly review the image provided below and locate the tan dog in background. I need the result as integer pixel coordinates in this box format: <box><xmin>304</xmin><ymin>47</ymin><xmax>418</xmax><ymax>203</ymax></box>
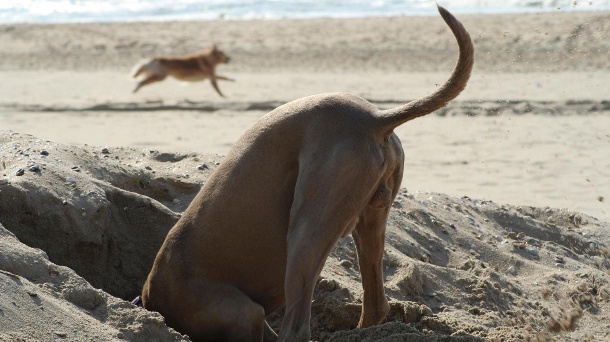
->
<box><xmin>130</xmin><ymin>45</ymin><xmax>233</xmax><ymax>96</ymax></box>
<box><xmin>141</xmin><ymin>5</ymin><xmax>473</xmax><ymax>342</ymax></box>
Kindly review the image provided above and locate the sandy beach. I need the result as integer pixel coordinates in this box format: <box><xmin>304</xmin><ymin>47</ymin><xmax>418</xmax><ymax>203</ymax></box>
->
<box><xmin>1</xmin><ymin>9</ymin><xmax>610</xmax><ymax>341</ymax></box>
<box><xmin>1</xmin><ymin>11</ymin><xmax>609</xmax><ymax>222</ymax></box>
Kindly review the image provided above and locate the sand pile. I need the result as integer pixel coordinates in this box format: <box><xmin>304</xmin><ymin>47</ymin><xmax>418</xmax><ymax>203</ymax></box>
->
<box><xmin>1</xmin><ymin>131</ymin><xmax>608</xmax><ymax>341</ymax></box>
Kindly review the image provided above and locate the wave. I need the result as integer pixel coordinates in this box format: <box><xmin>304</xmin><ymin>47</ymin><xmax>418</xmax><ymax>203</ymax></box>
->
<box><xmin>1</xmin><ymin>0</ymin><xmax>610</xmax><ymax>24</ymax></box>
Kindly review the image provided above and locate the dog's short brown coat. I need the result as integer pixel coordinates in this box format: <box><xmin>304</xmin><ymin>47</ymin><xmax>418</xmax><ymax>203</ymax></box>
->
<box><xmin>142</xmin><ymin>5</ymin><xmax>474</xmax><ymax>342</ymax></box>
<box><xmin>130</xmin><ymin>45</ymin><xmax>232</xmax><ymax>96</ymax></box>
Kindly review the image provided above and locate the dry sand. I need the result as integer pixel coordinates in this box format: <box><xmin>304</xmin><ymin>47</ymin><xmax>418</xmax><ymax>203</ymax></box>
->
<box><xmin>0</xmin><ymin>9</ymin><xmax>609</xmax><ymax>342</ymax></box>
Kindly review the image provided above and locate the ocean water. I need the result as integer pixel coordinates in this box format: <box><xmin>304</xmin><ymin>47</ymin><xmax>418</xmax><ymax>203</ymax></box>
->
<box><xmin>1</xmin><ymin>0</ymin><xmax>610</xmax><ymax>24</ymax></box>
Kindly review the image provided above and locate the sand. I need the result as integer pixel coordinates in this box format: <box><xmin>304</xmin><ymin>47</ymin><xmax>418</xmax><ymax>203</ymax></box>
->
<box><xmin>0</xmin><ymin>9</ymin><xmax>609</xmax><ymax>342</ymax></box>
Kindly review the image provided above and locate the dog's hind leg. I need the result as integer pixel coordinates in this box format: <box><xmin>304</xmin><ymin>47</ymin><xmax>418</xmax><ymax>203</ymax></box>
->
<box><xmin>278</xmin><ymin>148</ymin><xmax>383</xmax><ymax>342</ymax></box>
<box><xmin>353</xmin><ymin>147</ymin><xmax>403</xmax><ymax>327</ymax></box>
<box><xmin>352</xmin><ymin>202</ymin><xmax>394</xmax><ymax>327</ymax></box>
<box><xmin>133</xmin><ymin>74</ymin><xmax>166</xmax><ymax>93</ymax></box>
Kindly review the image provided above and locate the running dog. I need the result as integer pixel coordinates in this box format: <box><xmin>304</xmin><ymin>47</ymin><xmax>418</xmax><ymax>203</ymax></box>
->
<box><xmin>142</xmin><ymin>5</ymin><xmax>473</xmax><ymax>342</ymax></box>
<box><xmin>130</xmin><ymin>45</ymin><xmax>233</xmax><ymax>96</ymax></box>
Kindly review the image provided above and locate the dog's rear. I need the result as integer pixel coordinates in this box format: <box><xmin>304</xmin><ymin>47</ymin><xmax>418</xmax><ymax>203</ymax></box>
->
<box><xmin>130</xmin><ymin>58</ymin><xmax>163</xmax><ymax>79</ymax></box>
<box><xmin>130</xmin><ymin>58</ymin><xmax>170</xmax><ymax>93</ymax></box>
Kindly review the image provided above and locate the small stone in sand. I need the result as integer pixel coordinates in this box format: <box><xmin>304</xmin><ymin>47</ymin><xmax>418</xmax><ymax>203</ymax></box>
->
<box><xmin>340</xmin><ymin>260</ymin><xmax>353</xmax><ymax>269</ymax></box>
<box><xmin>527</xmin><ymin>248</ymin><xmax>539</xmax><ymax>257</ymax></box>
<box><xmin>512</xmin><ymin>241</ymin><xmax>528</xmax><ymax>249</ymax></box>
<box><xmin>15</xmin><ymin>168</ymin><xmax>25</xmax><ymax>176</ymax></box>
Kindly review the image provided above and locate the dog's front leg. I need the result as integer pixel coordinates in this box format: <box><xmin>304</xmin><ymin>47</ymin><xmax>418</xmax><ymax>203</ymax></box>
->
<box><xmin>352</xmin><ymin>205</ymin><xmax>392</xmax><ymax>327</ymax></box>
<box><xmin>216</xmin><ymin>75</ymin><xmax>235</xmax><ymax>82</ymax></box>
<box><xmin>209</xmin><ymin>74</ymin><xmax>225</xmax><ymax>97</ymax></box>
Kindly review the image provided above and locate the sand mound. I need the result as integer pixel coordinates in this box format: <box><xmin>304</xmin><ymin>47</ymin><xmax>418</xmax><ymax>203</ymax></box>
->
<box><xmin>0</xmin><ymin>222</ymin><xmax>187</xmax><ymax>341</ymax></box>
<box><xmin>1</xmin><ymin>131</ymin><xmax>609</xmax><ymax>341</ymax></box>
<box><xmin>0</xmin><ymin>131</ymin><xmax>222</xmax><ymax>300</ymax></box>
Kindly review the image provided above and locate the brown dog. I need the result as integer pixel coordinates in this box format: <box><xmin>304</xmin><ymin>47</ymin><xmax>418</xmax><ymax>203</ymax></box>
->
<box><xmin>130</xmin><ymin>45</ymin><xmax>233</xmax><ymax>96</ymax></box>
<box><xmin>142</xmin><ymin>5</ymin><xmax>473</xmax><ymax>342</ymax></box>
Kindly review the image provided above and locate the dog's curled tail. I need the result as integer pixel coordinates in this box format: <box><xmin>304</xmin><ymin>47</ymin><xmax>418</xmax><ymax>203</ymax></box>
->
<box><xmin>376</xmin><ymin>5</ymin><xmax>474</xmax><ymax>134</ymax></box>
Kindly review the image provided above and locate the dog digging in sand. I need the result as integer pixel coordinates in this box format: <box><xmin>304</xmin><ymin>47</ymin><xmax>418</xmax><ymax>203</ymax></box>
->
<box><xmin>141</xmin><ymin>5</ymin><xmax>473</xmax><ymax>342</ymax></box>
<box><xmin>130</xmin><ymin>45</ymin><xmax>233</xmax><ymax>96</ymax></box>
